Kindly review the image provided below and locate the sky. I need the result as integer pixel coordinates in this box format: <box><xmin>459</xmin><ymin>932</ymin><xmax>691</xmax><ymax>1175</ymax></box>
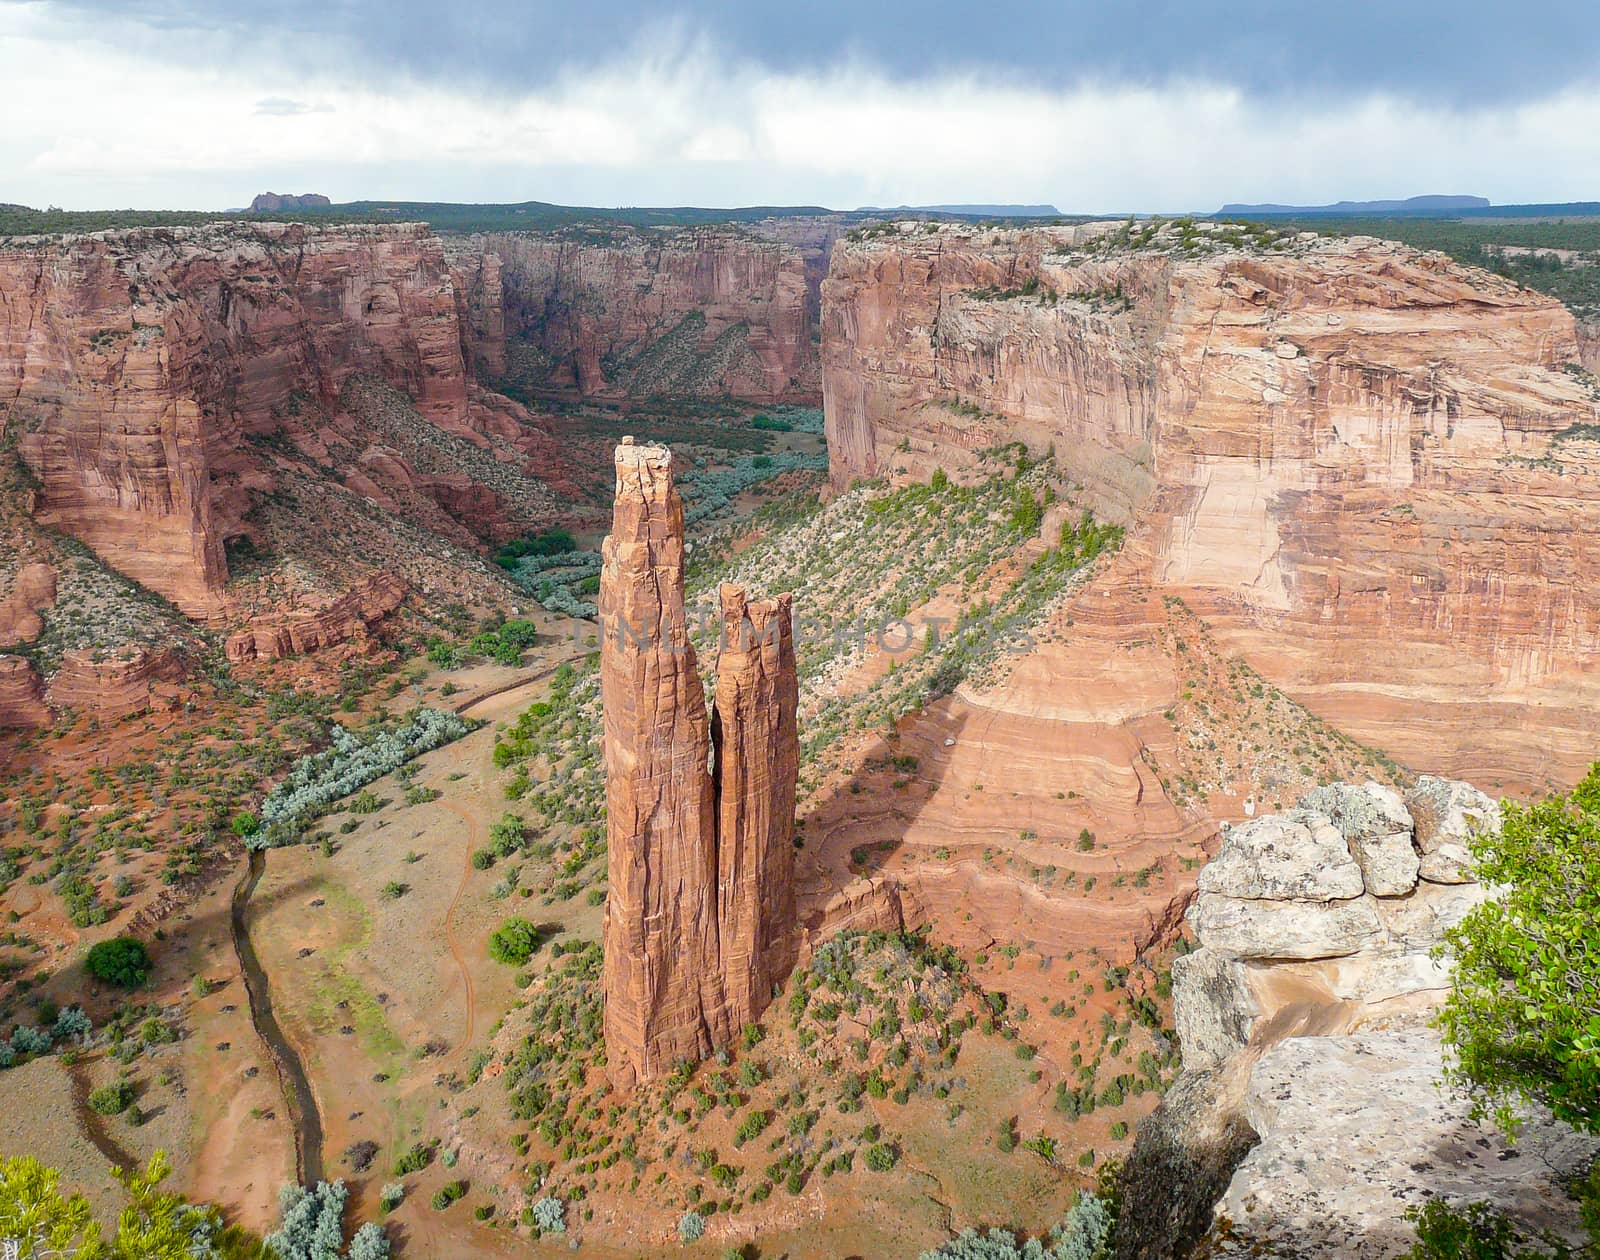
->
<box><xmin>3</xmin><ymin>0</ymin><xmax>1599</xmax><ymax>212</ymax></box>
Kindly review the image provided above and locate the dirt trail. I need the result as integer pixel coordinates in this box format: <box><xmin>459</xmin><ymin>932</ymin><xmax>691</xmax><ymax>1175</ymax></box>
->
<box><xmin>66</xmin><ymin>1059</ymin><xmax>140</xmax><ymax>1172</ymax></box>
<box><xmin>437</xmin><ymin>740</ymin><xmax>482</xmax><ymax>1060</ymax></box>
<box><xmin>435</xmin><ymin>650</ymin><xmax>586</xmax><ymax>1061</ymax></box>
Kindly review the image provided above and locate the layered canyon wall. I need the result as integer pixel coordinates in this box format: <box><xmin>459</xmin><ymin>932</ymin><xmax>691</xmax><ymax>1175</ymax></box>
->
<box><xmin>822</xmin><ymin>222</ymin><xmax>1600</xmax><ymax>786</ymax></box>
<box><xmin>600</xmin><ymin>439</ymin><xmax>798</xmax><ymax>1088</ymax></box>
<box><xmin>480</xmin><ymin>228</ymin><xmax>819</xmax><ymax>403</ymax></box>
<box><xmin>0</xmin><ymin>221</ymin><xmax>474</xmax><ymax>619</ymax></box>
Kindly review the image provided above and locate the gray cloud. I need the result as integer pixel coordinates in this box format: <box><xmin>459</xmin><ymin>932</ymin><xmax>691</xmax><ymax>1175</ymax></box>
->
<box><xmin>253</xmin><ymin>96</ymin><xmax>333</xmax><ymax>116</ymax></box>
<box><xmin>26</xmin><ymin>0</ymin><xmax>1600</xmax><ymax>107</ymax></box>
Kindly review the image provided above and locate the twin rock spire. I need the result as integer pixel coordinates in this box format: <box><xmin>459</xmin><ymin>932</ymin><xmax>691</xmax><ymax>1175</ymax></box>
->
<box><xmin>599</xmin><ymin>438</ymin><xmax>800</xmax><ymax>1089</ymax></box>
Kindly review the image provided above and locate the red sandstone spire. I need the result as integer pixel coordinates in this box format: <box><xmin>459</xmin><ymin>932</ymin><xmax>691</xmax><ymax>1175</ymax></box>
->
<box><xmin>600</xmin><ymin>439</ymin><xmax>799</xmax><ymax>1089</ymax></box>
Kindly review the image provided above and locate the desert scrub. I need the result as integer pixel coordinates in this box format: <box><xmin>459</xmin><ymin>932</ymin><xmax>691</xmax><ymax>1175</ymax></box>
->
<box><xmin>255</xmin><ymin>707</ymin><xmax>473</xmax><ymax>845</ymax></box>
<box><xmin>916</xmin><ymin>1190</ymin><xmax>1113</xmax><ymax>1259</ymax></box>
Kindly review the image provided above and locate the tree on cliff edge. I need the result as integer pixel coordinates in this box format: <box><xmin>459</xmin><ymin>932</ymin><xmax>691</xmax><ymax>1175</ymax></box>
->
<box><xmin>1439</xmin><ymin>762</ymin><xmax>1600</xmax><ymax>1140</ymax></box>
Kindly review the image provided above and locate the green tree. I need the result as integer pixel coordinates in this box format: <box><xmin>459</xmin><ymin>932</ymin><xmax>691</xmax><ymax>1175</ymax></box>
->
<box><xmin>1439</xmin><ymin>766</ymin><xmax>1600</xmax><ymax>1136</ymax></box>
<box><xmin>85</xmin><ymin>938</ymin><xmax>150</xmax><ymax>988</ymax></box>
<box><xmin>0</xmin><ymin>1154</ymin><xmax>102</xmax><ymax>1258</ymax></box>
<box><xmin>488</xmin><ymin>918</ymin><xmax>541</xmax><ymax>966</ymax></box>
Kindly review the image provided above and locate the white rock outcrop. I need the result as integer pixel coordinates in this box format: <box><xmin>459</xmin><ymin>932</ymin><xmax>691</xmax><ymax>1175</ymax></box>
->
<box><xmin>1174</xmin><ymin>779</ymin><xmax>1485</xmax><ymax>1071</ymax></box>
<box><xmin>1217</xmin><ymin>1030</ymin><xmax>1598</xmax><ymax>1259</ymax></box>
<box><xmin>1152</xmin><ymin>777</ymin><xmax>1599</xmax><ymax>1260</ymax></box>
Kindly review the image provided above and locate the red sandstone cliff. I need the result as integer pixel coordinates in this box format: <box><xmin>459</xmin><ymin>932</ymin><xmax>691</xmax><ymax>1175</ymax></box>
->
<box><xmin>600</xmin><ymin>440</ymin><xmax>799</xmax><ymax>1088</ymax></box>
<box><xmin>484</xmin><ymin>228</ymin><xmax>818</xmax><ymax>403</ymax></box>
<box><xmin>0</xmin><ymin>222</ymin><xmax>473</xmax><ymax>619</ymax></box>
<box><xmin>822</xmin><ymin>222</ymin><xmax>1600</xmax><ymax>786</ymax></box>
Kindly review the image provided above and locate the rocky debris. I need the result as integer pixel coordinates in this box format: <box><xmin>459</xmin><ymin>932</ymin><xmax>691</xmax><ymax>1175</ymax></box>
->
<box><xmin>600</xmin><ymin>440</ymin><xmax>800</xmax><ymax>1088</ymax></box>
<box><xmin>224</xmin><ymin>573</ymin><xmax>407</xmax><ymax>662</ymax></box>
<box><xmin>1214</xmin><ymin>1028</ymin><xmax>1599</xmax><ymax>1258</ymax></box>
<box><xmin>0</xmin><ymin>561</ymin><xmax>56</xmax><ymax>648</ymax></box>
<box><xmin>1125</xmin><ymin>778</ymin><xmax>1596</xmax><ymax>1259</ymax></box>
<box><xmin>821</xmin><ymin>225</ymin><xmax>1600</xmax><ymax>787</ymax></box>
<box><xmin>1405</xmin><ymin>775</ymin><xmax>1497</xmax><ymax>884</ymax></box>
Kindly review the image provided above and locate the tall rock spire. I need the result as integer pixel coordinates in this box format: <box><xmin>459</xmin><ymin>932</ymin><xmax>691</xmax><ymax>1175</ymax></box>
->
<box><xmin>600</xmin><ymin>439</ymin><xmax>800</xmax><ymax>1089</ymax></box>
<box><xmin>713</xmin><ymin>585</ymin><xmax>800</xmax><ymax>1024</ymax></box>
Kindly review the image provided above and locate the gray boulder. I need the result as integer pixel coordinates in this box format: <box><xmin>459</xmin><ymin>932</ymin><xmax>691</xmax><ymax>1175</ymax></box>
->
<box><xmin>1197</xmin><ymin>810</ymin><xmax>1364</xmax><ymax>901</ymax></box>
<box><xmin>1302</xmin><ymin>781</ymin><xmax>1419</xmax><ymax>896</ymax></box>
<box><xmin>1405</xmin><ymin>776</ymin><xmax>1497</xmax><ymax>884</ymax></box>
<box><xmin>1172</xmin><ymin>950</ymin><xmax>1259</xmax><ymax>1070</ymax></box>
<box><xmin>1189</xmin><ymin>892</ymin><xmax>1385</xmax><ymax>960</ymax></box>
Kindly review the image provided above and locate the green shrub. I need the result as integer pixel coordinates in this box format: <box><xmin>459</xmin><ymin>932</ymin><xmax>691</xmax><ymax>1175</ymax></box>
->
<box><xmin>1440</xmin><ymin>766</ymin><xmax>1600</xmax><ymax>1135</ymax></box>
<box><xmin>488</xmin><ymin>917</ymin><xmax>541</xmax><ymax>966</ymax></box>
<box><xmin>89</xmin><ymin>1078</ymin><xmax>135</xmax><ymax>1115</ymax></box>
<box><xmin>85</xmin><ymin>937</ymin><xmax>149</xmax><ymax>987</ymax></box>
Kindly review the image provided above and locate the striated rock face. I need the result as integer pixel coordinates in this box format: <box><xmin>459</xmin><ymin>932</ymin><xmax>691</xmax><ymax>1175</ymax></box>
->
<box><xmin>446</xmin><ymin>244</ymin><xmax>508</xmax><ymax>380</ymax></box>
<box><xmin>822</xmin><ymin>223</ymin><xmax>1600</xmax><ymax>787</ymax></box>
<box><xmin>485</xmin><ymin>228</ymin><xmax>818</xmax><ymax>403</ymax></box>
<box><xmin>1580</xmin><ymin>319</ymin><xmax>1599</xmax><ymax>373</ymax></box>
<box><xmin>45</xmin><ymin>646</ymin><xmax>187</xmax><ymax>720</ymax></box>
<box><xmin>1117</xmin><ymin>779</ymin><xmax>1597</xmax><ymax>1259</ymax></box>
<box><xmin>0</xmin><ymin>222</ymin><xmax>473</xmax><ymax>618</ymax></box>
<box><xmin>600</xmin><ymin>440</ymin><xmax>798</xmax><ymax>1088</ymax></box>
<box><xmin>224</xmin><ymin>572</ymin><xmax>407</xmax><ymax>663</ymax></box>
<box><xmin>713</xmin><ymin>584</ymin><xmax>800</xmax><ymax>1024</ymax></box>
<box><xmin>0</xmin><ymin>562</ymin><xmax>56</xmax><ymax>648</ymax></box>
<box><xmin>0</xmin><ymin>655</ymin><xmax>49</xmax><ymax>727</ymax></box>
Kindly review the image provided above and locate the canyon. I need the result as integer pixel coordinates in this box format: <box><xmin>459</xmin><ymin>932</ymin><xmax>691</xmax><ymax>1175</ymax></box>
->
<box><xmin>822</xmin><ymin>220</ymin><xmax>1600</xmax><ymax>791</ymax></box>
<box><xmin>3</xmin><ymin>204</ymin><xmax>1599</xmax><ymax>1257</ymax></box>
<box><xmin>462</xmin><ymin>226</ymin><xmax>822</xmax><ymax>403</ymax></box>
<box><xmin>0</xmin><ymin>221</ymin><xmax>477</xmax><ymax>618</ymax></box>
<box><xmin>599</xmin><ymin>438</ymin><xmax>800</xmax><ymax>1088</ymax></box>
<box><xmin>0</xmin><ymin>220</ymin><xmax>576</xmax><ymax>728</ymax></box>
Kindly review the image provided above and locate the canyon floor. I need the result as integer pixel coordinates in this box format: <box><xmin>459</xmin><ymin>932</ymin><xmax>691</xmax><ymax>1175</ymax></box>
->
<box><xmin>0</xmin><ymin>396</ymin><xmax>1540</xmax><ymax>1257</ymax></box>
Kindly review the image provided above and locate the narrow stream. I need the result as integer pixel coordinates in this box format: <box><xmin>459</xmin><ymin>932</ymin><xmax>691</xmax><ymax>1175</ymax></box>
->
<box><xmin>232</xmin><ymin>849</ymin><xmax>323</xmax><ymax>1185</ymax></box>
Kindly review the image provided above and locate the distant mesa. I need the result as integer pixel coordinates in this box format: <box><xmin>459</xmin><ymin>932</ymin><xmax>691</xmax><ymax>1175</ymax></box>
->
<box><xmin>250</xmin><ymin>191</ymin><xmax>332</xmax><ymax>212</ymax></box>
<box><xmin>1219</xmin><ymin>194</ymin><xmax>1490</xmax><ymax>216</ymax></box>
<box><xmin>857</xmin><ymin>203</ymin><xmax>1063</xmax><ymax>217</ymax></box>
